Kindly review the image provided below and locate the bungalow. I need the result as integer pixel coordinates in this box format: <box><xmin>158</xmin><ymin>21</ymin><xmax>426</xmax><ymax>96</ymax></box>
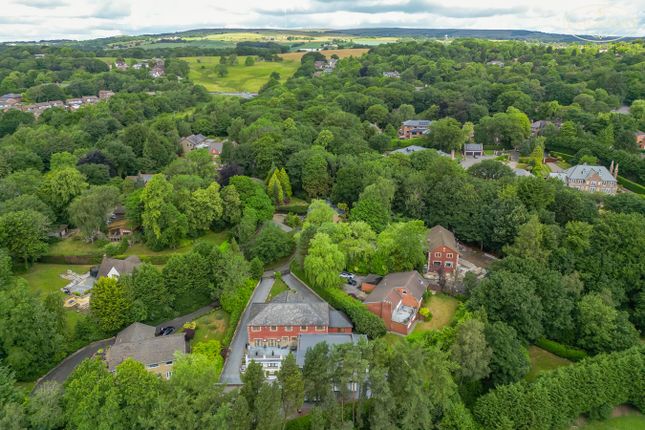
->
<box><xmin>97</xmin><ymin>255</ymin><xmax>141</xmax><ymax>279</ymax></box>
<box><xmin>106</xmin><ymin>322</ymin><xmax>186</xmax><ymax>379</ymax></box>
<box><xmin>463</xmin><ymin>143</ymin><xmax>484</xmax><ymax>157</ymax></box>
<box><xmin>363</xmin><ymin>271</ymin><xmax>428</xmax><ymax>335</ymax></box>
<box><xmin>398</xmin><ymin>120</ymin><xmax>432</xmax><ymax>139</ymax></box>
<box><xmin>427</xmin><ymin>225</ymin><xmax>459</xmax><ymax>274</ymax></box>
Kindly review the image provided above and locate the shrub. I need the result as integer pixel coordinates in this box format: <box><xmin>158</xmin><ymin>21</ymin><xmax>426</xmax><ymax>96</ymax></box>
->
<box><xmin>285</xmin><ymin>213</ymin><xmax>301</xmax><ymax>228</ymax></box>
<box><xmin>535</xmin><ymin>338</ymin><xmax>588</xmax><ymax>361</ymax></box>
<box><xmin>419</xmin><ymin>307</ymin><xmax>432</xmax><ymax>320</ymax></box>
<box><xmin>102</xmin><ymin>239</ymin><xmax>128</xmax><ymax>257</ymax></box>
<box><xmin>617</xmin><ymin>176</ymin><xmax>645</xmax><ymax>195</ymax></box>
<box><xmin>221</xmin><ymin>278</ymin><xmax>257</xmax><ymax>346</ymax></box>
<box><xmin>277</xmin><ymin>203</ymin><xmax>309</xmax><ymax>215</ymax></box>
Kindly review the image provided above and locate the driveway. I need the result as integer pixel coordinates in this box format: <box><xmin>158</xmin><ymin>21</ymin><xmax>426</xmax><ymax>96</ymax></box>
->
<box><xmin>282</xmin><ymin>273</ymin><xmax>323</xmax><ymax>303</ymax></box>
<box><xmin>220</xmin><ymin>276</ymin><xmax>274</xmax><ymax>385</ymax></box>
<box><xmin>155</xmin><ymin>302</ymin><xmax>218</xmax><ymax>332</ymax></box>
<box><xmin>460</xmin><ymin>155</ymin><xmax>495</xmax><ymax>169</ymax></box>
<box><xmin>35</xmin><ymin>337</ymin><xmax>115</xmax><ymax>391</ymax></box>
<box><xmin>547</xmin><ymin>162</ymin><xmax>563</xmax><ymax>173</ymax></box>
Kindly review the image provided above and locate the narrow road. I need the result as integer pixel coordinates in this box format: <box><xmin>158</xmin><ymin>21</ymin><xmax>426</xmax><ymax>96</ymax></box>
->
<box><xmin>219</xmin><ymin>276</ymin><xmax>274</xmax><ymax>385</ymax></box>
<box><xmin>35</xmin><ymin>337</ymin><xmax>115</xmax><ymax>390</ymax></box>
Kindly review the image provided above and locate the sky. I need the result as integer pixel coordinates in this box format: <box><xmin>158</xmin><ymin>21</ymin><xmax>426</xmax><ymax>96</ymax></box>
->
<box><xmin>1</xmin><ymin>0</ymin><xmax>643</xmax><ymax>42</ymax></box>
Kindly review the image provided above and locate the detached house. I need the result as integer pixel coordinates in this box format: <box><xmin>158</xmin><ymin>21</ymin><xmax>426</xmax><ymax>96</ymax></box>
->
<box><xmin>180</xmin><ymin>134</ymin><xmax>224</xmax><ymax>156</ymax></box>
<box><xmin>549</xmin><ymin>164</ymin><xmax>618</xmax><ymax>195</ymax></box>
<box><xmin>245</xmin><ymin>290</ymin><xmax>353</xmax><ymax>379</ymax></box>
<box><xmin>636</xmin><ymin>131</ymin><xmax>645</xmax><ymax>150</ymax></box>
<box><xmin>98</xmin><ymin>255</ymin><xmax>141</xmax><ymax>279</ymax></box>
<box><xmin>398</xmin><ymin>120</ymin><xmax>432</xmax><ymax>139</ymax></box>
<box><xmin>363</xmin><ymin>271</ymin><xmax>428</xmax><ymax>335</ymax></box>
<box><xmin>106</xmin><ymin>322</ymin><xmax>186</xmax><ymax>379</ymax></box>
<box><xmin>427</xmin><ymin>225</ymin><xmax>459</xmax><ymax>273</ymax></box>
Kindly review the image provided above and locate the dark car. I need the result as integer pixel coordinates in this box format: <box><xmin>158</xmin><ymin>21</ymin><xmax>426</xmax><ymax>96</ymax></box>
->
<box><xmin>159</xmin><ymin>326</ymin><xmax>175</xmax><ymax>336</ymax></box>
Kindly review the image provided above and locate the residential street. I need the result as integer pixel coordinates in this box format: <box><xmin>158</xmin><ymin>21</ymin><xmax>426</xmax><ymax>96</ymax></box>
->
<box><xmin>219</xmin><ymin>276</ymin><xmax>274</xmax><ymax>385</ymax></box>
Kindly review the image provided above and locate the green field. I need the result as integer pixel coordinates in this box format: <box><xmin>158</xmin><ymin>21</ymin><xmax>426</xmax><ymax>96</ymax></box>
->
<box><xmin>579</xmin><ymin>414</ymin><xmax>645</xmax><ymax>430</ymax></box>
<box><xmin>185</xmin><ymin>55</ymin><xmax>301</xmax><ymax>92</ymax></box>
<box><xmin>526</xmin><ymin>345</ymin><xmax>572</xmax><ymax>382</ymax></box>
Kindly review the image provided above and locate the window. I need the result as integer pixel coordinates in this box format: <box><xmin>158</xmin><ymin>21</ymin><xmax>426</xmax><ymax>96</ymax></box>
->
<box><xmin>433</xmin><ymin>261</ymin><xmax>441</xmax><ymax>267</ymax></box>
<box><xmin>282</xmin><ymin>336</ymin><xmax>289</xmax><ymax>342</ymax></box>
<box><xmin>147</xmin><ymin>363</ymin><xmax>159</xmax><ymax>369</ymax></box>
<box><xmin>300</xmin><ymin>326</ymin><xmax>307</xmax><ymax>331</ymax></box>
<box><xmin>446</xmin><ymin>253</ymin><xmax>453</xmax><ymax>258</ymax></box>
<box><xmin>285</xmin><ymin>325</ymin><xmax>292</xmax><ymax>332</ymax></box>
<box><xmin>291</xmin><ymin>336</ymin><xmax>297</xmax><ymax>341</ymax></box>
<box><xmin>315</xmin><ymin>326</ymin><xmax>325</xmax><ymax>331</ymax></box>
<box><xmin>445</xmin><ymin>261</ymin><xmax>453</xmax><ymax>268</ymax></box>
<box><xmin>270</xmin><ymin>326</ymin><xmax>277</xmax><ymax>332</ymax></box>
<box><xmin>251</xmin><ymin>326</ymin><xmax>260</xmax><ymax>332</ymax></box>
<box><xmin>434</xmin><ymin>252</ymin><xmax>442</xmax><ymax>257</ymax></box>
<box><xmin>255</xmin><ymin>339</ymin><xmax>262</xmax><ymax>346</ymax></box>
<box><xmin>165</xmin><ymin>361</ymin><xmax>173</xmax><ymax>365</ymax></box>
<box><xmin>165</xmin><ymin>371</ymin><xmax>172</xmax><ymax>379</ymax></box>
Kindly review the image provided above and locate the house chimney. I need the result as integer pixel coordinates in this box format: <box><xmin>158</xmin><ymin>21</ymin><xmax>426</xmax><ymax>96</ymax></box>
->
<box><xmin>614</xmin><ymin>163</ymin><xmax>619</xmax><ymax>178</ymax></box>
<box><xmin>609</xmin><ymin>160</ymin><xmax>614</xmax><ymax>176</ymax></box>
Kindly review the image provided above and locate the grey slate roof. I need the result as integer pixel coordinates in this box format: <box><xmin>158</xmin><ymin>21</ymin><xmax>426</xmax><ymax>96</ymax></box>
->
<box><xmin>106</xmin><ymin>330</ymin><xmax>186</xmax><ymax>371</ymax></box>
<box><xmin>464</xmin><ymin>143</ymin><xmax>483</xmax><ymax>152</ymax></box>
<box><xmin>513</xmin><ymin>168</ymin><xmax>532</xmax><ymax>177</ymax></box>
<box><xmin>402</xmin><ymin>119</ymin><xmax>432</xmax><ymax>127</ymax></box>
<box><xmin>182</xmin><ymin>134</ymin><xmax>207</xmax><ymax>146</ymax></box>
<box><xmin>97</xmin><ymin>255</ymin><xmax>141</xmax><ymax>278</ymax></box>
<box><xmin>390</xmin><ymin>145</ymin><xmax>428</xmax><ymax>154</ymax></box>
<box><xmin>363</xmin><ymin>271</ymin><xmax>428</xmax><ymax>304</ymax></box>
<box><xmin>427</xmin><ymin>225</ymin><xmax>458</xmax><ymax>253</ymax></box>
<box><xmin>563</xmin><ymin>165</ymin><xmax>616</xmax><ymax>182</ymax></box>
<box><xmin>329</xmin><ymin>310</ymin><xmax>353</xmax><ymax>328</ymax></box>
<box><xmin>295</xmin><ymin>333</ymin><xmax>367</xmax><ymax>366</ymax></box>
<box><xmin>115</xmin><ymin>322</ymin><xmax>156</xmax><ymax>344</ymax></box>
<box><xmin>248</xmin><ymin>302</ymin><xmax>330</xmax><ymax>326</ymax></box>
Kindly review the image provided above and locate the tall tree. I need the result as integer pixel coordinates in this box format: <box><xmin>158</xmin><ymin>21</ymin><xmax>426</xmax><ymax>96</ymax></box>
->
<box><xmin>450</xmin><ymin>318</ymin><xmax>492</xmax><ymax>382</ymax></box>
<box><xmin>277</xmin><ymin>353</ymin><xmax>305</xmax><ymax>424</ymax></box>
<box><xmin>68</xmin><ymin>185</ymin><xmax>120</xmax><ymax>241</ymax></box>
<box><xmin>90</xmin><ymin>277</ymin><xmax>132</xmax><ymax>333</ymax></box>
<box><xmin>0</xmin><ymin>209</ymin><xmax>49</xmax><ymax>266</ymax></box>
<box><xmin>304</xmin><ymin>233</ymin><xmax>345</xmax><ymax>289</ymax></box>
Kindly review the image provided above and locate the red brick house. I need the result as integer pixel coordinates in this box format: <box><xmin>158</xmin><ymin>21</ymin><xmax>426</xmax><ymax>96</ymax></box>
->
<box><xmin>427</xmin><ymin>225</ymin><xmax>459</xmax><ymax>273</ymax></box>
<box><xmin>363</xmin><ymin>271</ymin><xmax>428</xmax><ymax>335</ymax></box>
<box><xmin>398</xmin><ymin>120</ymin><xmax>432</xmax><ymax>139</ymax></box>
<box><xmin>636</xmin><ymin>131</ymin><xmax>645</xmax><ymax>150</ymax></box>
<box><xmin>247</xmin><ymin>291</ymin><xmax>352</xmax><ymax>348</ymax></box>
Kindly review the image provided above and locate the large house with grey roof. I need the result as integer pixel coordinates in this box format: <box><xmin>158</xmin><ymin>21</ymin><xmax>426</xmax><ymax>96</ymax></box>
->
<box><xmin>97</xmin><ymin>255</ymin><xmax>141</xmax><ymax>279</ymax></box>
<box><xmin>398</xmin><ymin>120</ymin><xmax>432</xmax><ymax>139</ymax></box>
<box><xmin>363</xmin><ymin>271</ymin><xmax>428</xmax><ymax>335</ymax></box>
<box><xmin>105</xmin><ymin>322</ymin><xmax>186</xmax><ymax>379</ymax></box>
<box><xmin>549</xmin><ymin>164</ymin><xmax>617</xmax><ymax>195</ymax></box>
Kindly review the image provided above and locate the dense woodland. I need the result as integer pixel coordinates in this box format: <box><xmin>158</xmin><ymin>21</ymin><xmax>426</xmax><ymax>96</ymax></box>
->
<box><xmin>0</xmin><ymin>38</ymin><xmax>644</xmax><ymax>429</ymax></box>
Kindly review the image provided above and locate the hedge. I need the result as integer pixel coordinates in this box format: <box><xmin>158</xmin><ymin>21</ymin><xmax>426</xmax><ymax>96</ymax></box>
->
<box><xmin>535</xmin><ymin>338</ymin><xmax>588</xmax><ymax>362</ymax></box>
<box><xmin>474</xmin><ymin>346</ymin><xmax>644</xmax><ymax>430</ymax></box>
<box><xmin>548</xmin><ymin>150</ymin><xmax>574</xmax><ymax>161</ymax></box>
<box><xmin>221</xmin><ymin>278</ymin><xmax>258</xmax><ymax>347</ymax></box>
<box><xmin>277</xmin><ymin>203</ymin><xmax>309</xmax><ymax>215</ymax></box>
<box><xmin>618</xmin><ymin>176</ymin><xmax>645</xmax><ymax>195</ymax></box>
<box><xmin>290</xmin><ymin>262</ymin><xmax>387</xmax><ymax>339</ymax></box>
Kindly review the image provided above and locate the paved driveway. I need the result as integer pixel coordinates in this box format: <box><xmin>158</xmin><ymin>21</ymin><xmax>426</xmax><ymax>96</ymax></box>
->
<box><xmin>460</xmin><ymin>155</ymin><xmax>496</xmax><ymax>169</ymax></box>
<box><xmin>35</xmin><ymin>337</ymin><xmax>115</xmax><ymax>391</ymax></box>
<box><xmin>155</xmin><ymin>302</ymin><xmax>218</xmax><ymax>332</ymax></box>
<box><xmin>282</xmin><ymin>273</ymin><xmax>323</xmax><ymax>303</ymax></box>
<box><xmin>220</xmin><ymin>276</ymin><xmax>274</xmax><ymax>385</ymax></box>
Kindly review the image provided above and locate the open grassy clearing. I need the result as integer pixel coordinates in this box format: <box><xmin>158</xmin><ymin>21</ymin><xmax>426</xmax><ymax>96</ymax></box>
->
<box><xmin>413</xmin><ymin>293</ymin><xmax>460</xmax><ymax>333</ymax></box>
<box><xmin>526</xmin><ymin>345</ymin><xmax>572</xmax><ymax>382</ymax></box>
<box><xmin>19</xmin><ymin>263</ymin><xmax>92</xmax><ymax>296</ymax></box>
<box><xmin>185</xmin><ymin>55</ymin><xmax>301</xmax><ymax>92</ymax></box>
<box><xmin>47</xmin><ymin>230</ymin><xmax>229</xmax><ymax>257</ymax></box>
<box><xmin>191</xmin><ymin>309</ymin><xmax>230</xmax><ymax>345</ymax></box>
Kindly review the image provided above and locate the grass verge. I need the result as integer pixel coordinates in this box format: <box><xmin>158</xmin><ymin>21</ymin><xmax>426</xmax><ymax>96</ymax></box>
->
<box><xmin>525</xmin><ymin>345</ymin><xmax>571</xmax><ymax>382</ymax></box>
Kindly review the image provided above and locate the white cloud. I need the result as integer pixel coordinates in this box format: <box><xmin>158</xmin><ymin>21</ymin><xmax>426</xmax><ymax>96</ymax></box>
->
<box><xmin>0</xmin><ymin>0</ymin><xmax>642</xmax><ymax>42</ymax></box>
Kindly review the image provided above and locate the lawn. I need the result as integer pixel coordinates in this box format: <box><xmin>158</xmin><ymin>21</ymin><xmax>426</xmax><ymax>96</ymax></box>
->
<box><xmin>19</xmin><ymin>264</ymin><xmax>92</xmax><ymax>296</ymax></box>
<box><xmin>191</xmin><ymin>309</ymin><xmax>230</xmax><ymax>345</ymax></box>
<box><xmin>413</xmin><ymin>293</ymin><xmax>460</xmax><ymax>333</ymax></box>
<box><xmin>47</xmin><ymin>230</ymin><xmax>229</xmax><ymax>257</ymax></box>
<box><xmin>267</xmin><ymin>277</ymin><xmax>289</xmax><ymax>302</ymax></box>
<box><xmin>579</xmin><ymin>414</ymin><xmax>645</xmax><ymax>430</ymax></box>
<box><xmin>383</xmin><ymin>332</ymin><xmax>406</xmax><ymax>347</ymax></box>
<box><xmin>526</xmin><ymin>345</ymin><xmax>572</xmax><ymax>382</ymax></box>
<box><xmin>185</xmin><ymin>56</ymin><xmax>301</xmax><ymax>92</ymax></box>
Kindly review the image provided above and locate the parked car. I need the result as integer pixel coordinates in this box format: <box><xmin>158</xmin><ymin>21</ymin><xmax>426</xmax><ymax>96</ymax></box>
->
<box><xmin>340</xmin><ymin>271</ymin><xmax>355</xmax><ymax>280</ymax></box>
<box><xmin>158</xmin><ymin>326</ymin><xmax>175</xmax><ymax>336</ymax></box>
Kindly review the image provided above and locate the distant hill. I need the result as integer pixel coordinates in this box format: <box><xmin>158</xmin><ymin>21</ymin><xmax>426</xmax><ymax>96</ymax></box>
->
<box><xmin>325</xmin><ymin>28</ymin><xmax>635</xmax><ymax>43</ymax></box>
